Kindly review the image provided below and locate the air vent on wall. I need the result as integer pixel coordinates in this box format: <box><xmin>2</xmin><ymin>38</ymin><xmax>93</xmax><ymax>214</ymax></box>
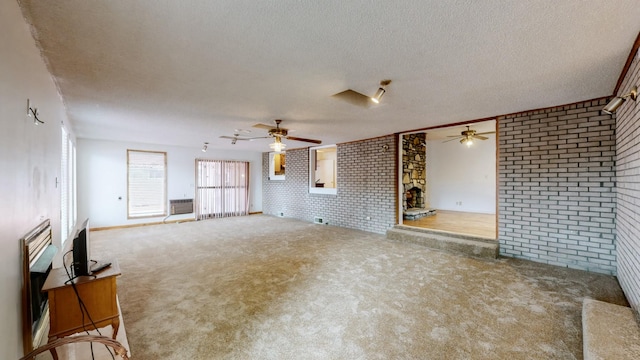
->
<box><xmin>170</xmin><ymin>199</ymin><xmax>193</xmax><ymax>215</ymax></box>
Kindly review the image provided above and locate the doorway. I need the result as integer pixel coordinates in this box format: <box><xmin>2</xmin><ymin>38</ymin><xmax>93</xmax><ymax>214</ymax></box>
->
<box><xmin>398</xmin><ymin>120</ymin><xmax>497</xmax><ymax>239</ymax></box>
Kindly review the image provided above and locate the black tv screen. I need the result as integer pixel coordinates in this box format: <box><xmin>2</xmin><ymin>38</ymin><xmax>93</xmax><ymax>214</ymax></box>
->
<box><xmin>72</xmin><ymin>218</ymin><xmax>91</xmax><ymax>277</ymax></box>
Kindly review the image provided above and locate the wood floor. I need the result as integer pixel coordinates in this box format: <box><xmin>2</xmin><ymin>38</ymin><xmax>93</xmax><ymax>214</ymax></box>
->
<box><xmin>402</xmin><ymin>209</ymin><xmax>497</xmax><ymax>239</ymax></box>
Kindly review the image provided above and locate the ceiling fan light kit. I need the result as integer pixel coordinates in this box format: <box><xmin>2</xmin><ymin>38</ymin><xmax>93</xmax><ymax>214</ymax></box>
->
<box><xmin>269</xmin><ymin>137</ymin><xmax>286</xmax><ymax>153</ymax></box>
<box><xmin>602</xmin><ymin>85</ymin><xmax>637</xmax><ymax>114</ymax></box>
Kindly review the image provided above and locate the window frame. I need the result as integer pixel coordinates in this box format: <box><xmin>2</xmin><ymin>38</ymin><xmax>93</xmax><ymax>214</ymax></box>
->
<box><xmin>60</xmin><ymin>125</ymin><xmax>77</xmax><ymax>245</ymax></box>
<box><xmin>127</xmin><ymin>149</ymin><xmax>168</xmax><ymax>219</ymax></box>
<box><xmin>268</xmin><ymin>152</ymin><xmax>285</xmax><ymax>180</ymax></box>
<box><xmin>309</xmin><ymin>144</ymin><xmax>337</xmax><ymax>195</ymax></box>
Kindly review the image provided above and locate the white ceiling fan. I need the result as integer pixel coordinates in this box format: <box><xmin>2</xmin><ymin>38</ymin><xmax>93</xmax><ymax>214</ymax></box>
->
<box><xmin>219</xmin><ymin>130</ymin><xmax>263</xmax><ymax>145</ymax></box>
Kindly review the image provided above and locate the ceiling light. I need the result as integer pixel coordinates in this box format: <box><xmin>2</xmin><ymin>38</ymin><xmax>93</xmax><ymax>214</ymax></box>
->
<box><xmin>460</xmin><ymin>137</ymin><xmax>473</xmax><ymax>147</ymax></box>
<box><xmin>202</xmin><ymin>142</ymin><xmax>208</xmax><ymax>152</ymax></box>
<box><xmin>371</xmin><ymin>88</ymin><xmax>385</xmax><ymax>104</ymax></box>
<box><xmin>370</xmin><ymin>80</ymin><xmax>391</xmax><ymax>104</ymax></box>
<box><xmin>602</xmin><ymin>85</ymin><xmax>637</xmax><ymax>114</ymax></box>
<box><xmin>269</xmin><ymin>137</ymin><xmax>286</xmax><ymax>153</ymax></box>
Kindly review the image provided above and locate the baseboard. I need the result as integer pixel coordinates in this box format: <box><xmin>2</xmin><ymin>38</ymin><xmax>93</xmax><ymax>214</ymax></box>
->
<box><xmin>92</xmin><ymin>212</ymin><xmax>263</xmax><ymax>232</ymax></box>
<box><xmin>91</xmin><ymin>218</ymin><xmax>196</xmax><ymax>232</ymax></box>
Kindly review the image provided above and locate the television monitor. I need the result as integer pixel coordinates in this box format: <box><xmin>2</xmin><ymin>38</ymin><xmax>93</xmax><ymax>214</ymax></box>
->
<box><xmin>72</xmin><ymin>218</ymin><xmax>91</xmax><ymax>277</ymax></box>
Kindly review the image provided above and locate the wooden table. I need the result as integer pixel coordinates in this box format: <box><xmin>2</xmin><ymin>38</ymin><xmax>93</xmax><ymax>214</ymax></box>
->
<box><xmin>42</xmin><ymin>259</ymin><xmax>121</xmax><ymax>359</ymax></box>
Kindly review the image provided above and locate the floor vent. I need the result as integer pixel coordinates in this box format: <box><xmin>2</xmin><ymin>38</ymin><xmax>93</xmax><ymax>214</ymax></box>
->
<box><xmin>314</xmin><ymin>217</ymin><xmax>324</xmax><ymax>224</ymax></box>
<box><xmin>170</xmin><ymin>199</ymin><xmax>194</xmax><ymax>215</ymax></box>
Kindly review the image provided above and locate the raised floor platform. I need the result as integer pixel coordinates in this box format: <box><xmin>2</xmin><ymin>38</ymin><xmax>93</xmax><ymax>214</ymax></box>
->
<box><xmin>386</xmin><ymin>225</ymin><xmax>498</xmax><ymax>259</ymax></box>
<box><xmin>582</xmin><ymin>298</ymin><xmax>640</xmax><ymax>359</ymax></box>
<box><xmin>403</xmin><ymin>208</ymin><xmax>436</xmax><ymax>220</ymax></box>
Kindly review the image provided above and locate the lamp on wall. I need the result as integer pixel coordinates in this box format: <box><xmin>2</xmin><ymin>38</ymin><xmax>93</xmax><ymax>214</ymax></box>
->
<box><xmin>201</xmin><ymin>142</ymin><xmax>208</xmax><ymax>152</ymax></box>
<box><xmin>602</xmin><ymin>85</ymin><xmax>637</xmax><ymax>114</ymax></box>
<box><xmin>27</xmin><ymin>99</ymin><xmax>44</xmax><ymax>125</ymax></box>
<box><xmin>269</xmin><ymin>137</ymin><xmax>286</xmax><ymax>153</ymax></box>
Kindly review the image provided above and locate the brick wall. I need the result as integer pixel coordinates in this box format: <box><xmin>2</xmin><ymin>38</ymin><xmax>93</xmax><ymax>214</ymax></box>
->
<box><xmin>615</xmin><ymin>48</ymin><xmax>640</xmax><ymax>310</ymax></box>
<box><xmin>263</xmin><ymin>135</ymin><xmax>397</xmax><ymax>234</ymax></box>
<box><xmin>498</xmin><ymin>100</ymin><xmax>617</xmax><ymax>274</ymax></box>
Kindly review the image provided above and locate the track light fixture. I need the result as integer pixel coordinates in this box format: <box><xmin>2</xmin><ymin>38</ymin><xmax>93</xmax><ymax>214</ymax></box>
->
<box><xmin>370</xmin><ymin>79</ymin><xmax>391</xmax><ymax>104</ymax></box>
<box><xmin>269</xmin><ymin>137</ymin><xmax>286</xmax><ymax>153</ymax></box>
<box><xmin>371</xmin><ymin>88</ymin><xmax>385</xmax><ymax>104</ymax></box>
<box><xmin>602</xmin><ymin>85</ymin><xmax>637</xmax><ymax>114</ymax></box>
<box><xmin>27</xmin><ymin>99</ymin><xmax>44</xmax><ymax>125</ymax></box>
<box><xmin>201</xmin><ymin>142</ymin><xmax>208</xmax><ymax>152</ymax></box>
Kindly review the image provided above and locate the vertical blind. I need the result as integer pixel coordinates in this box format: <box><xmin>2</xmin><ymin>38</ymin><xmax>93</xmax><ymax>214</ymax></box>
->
<box><xmin>127</xmin><ymin>150</ymin><xmax>167</xmax><ymax>218</ymax></box>
<box><xmin>196</xmin><ymin>159</ymin><xmax>250</xmax><ymax>220</ymax></box>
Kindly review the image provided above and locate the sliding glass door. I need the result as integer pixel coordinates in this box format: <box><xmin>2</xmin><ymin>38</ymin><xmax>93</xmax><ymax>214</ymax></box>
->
<box><xmin>195</xmin><ymin>159</ymin><xmax>250</xmax><ymax>220</ymax></box>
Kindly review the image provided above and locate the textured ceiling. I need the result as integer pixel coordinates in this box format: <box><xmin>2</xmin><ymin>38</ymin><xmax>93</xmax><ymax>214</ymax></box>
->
<box><xmin>18</xmin><ymin>0</ymin><xmax>640</xmax><ymax>152</ymax></box>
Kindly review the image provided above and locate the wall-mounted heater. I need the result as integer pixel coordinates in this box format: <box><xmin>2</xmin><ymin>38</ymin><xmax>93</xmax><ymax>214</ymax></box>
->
<box><xmin>170</xmin><ymin>199</ymin><xmax>194</xmax><ymax>215</ymax></box>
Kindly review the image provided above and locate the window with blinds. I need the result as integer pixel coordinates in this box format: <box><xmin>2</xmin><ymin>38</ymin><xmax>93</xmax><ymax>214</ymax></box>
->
<box><xmin>127</xmin><ymin>150</ymin><xmax>167</xmax><ymax>218</ymax></box>
<box><xmin>60</xmin><ymin>126</ymin><xmax>76</xmax><ymax>244</ymax></box>
<box><xmin>195</xmin><ymin>159</ymin><xmax>250</xmax><ymax>220</ymax></box>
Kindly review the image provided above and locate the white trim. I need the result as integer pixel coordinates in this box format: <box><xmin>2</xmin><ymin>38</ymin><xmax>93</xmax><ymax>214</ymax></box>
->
<box><xmin>309</xmin><ymin>145</ymin><xmax>337</xmax><ymax>195</ymax></box>
<box><xmin>268</xmin><ymin>152</ymin><xmax>285</xmax><ymax>181</ymax></box>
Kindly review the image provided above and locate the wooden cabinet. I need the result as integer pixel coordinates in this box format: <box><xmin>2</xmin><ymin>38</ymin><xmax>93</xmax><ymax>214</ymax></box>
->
<box><xmin>42</xmin><ymin>259</ymin><xmax>121</xmax><ymax>359</ymax></box>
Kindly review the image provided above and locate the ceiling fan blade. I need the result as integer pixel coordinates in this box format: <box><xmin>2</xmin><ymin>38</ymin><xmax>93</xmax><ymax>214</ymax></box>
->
<box><xmin>286</xmin><ymin>136</ymin><xmax>322</xmax><ymax>144</ymax></box>
<box><xmin>472</xmin><ymin>135</ymin><xmax>489</xmax><ymax>140</ymax></box>
<box><xmin>443</xmin><ymin>137</ymin><xmax>462</xmax><ymax>143</ymax></box>
<box><xmin>219</xmin><ymin>135</ymin><xmax>267</xmax><ymax>141</ymax></box>
<box><xmin>475</xmin><ymin>131</ymin><xmax>496</xmax><ymax>135</ymax></box>
<box><xmin>331</xmin><ymin>89</ymin><xmax>373</xmax><ymax>108</ymax></box>
<box><xmin>252</xmin><ymin>123</ymin><xmax>277</xmax><ymax>130</ymax></box>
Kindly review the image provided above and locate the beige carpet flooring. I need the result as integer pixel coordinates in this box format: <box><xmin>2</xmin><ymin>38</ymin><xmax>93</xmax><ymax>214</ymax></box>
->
<box><xmin>90</xmin><ymin>215</ymin><xmax>627</xmax><ymax>359</ymax></box>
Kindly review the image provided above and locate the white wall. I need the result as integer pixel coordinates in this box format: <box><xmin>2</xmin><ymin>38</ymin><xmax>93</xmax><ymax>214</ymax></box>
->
<box><xmin>426</xmin><ymin>134</ymin><xmax>496</xmax><ymax>213</ymax></box>
<box><xmin>0</xmin><ymin>2</ymin><xmax>71</xmax><ymax>357</ymax></box>
<box><xmin>77</xmin><ymin>139</ymin><xmax>263</xmax><ymax>228</ymax></box>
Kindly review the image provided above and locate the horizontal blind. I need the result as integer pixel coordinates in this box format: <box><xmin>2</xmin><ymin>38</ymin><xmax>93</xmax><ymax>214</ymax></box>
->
<box><xmin>128</xmin><ymin>150</ymin><xmax>167</xmax><ymax>218</ymax></box>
